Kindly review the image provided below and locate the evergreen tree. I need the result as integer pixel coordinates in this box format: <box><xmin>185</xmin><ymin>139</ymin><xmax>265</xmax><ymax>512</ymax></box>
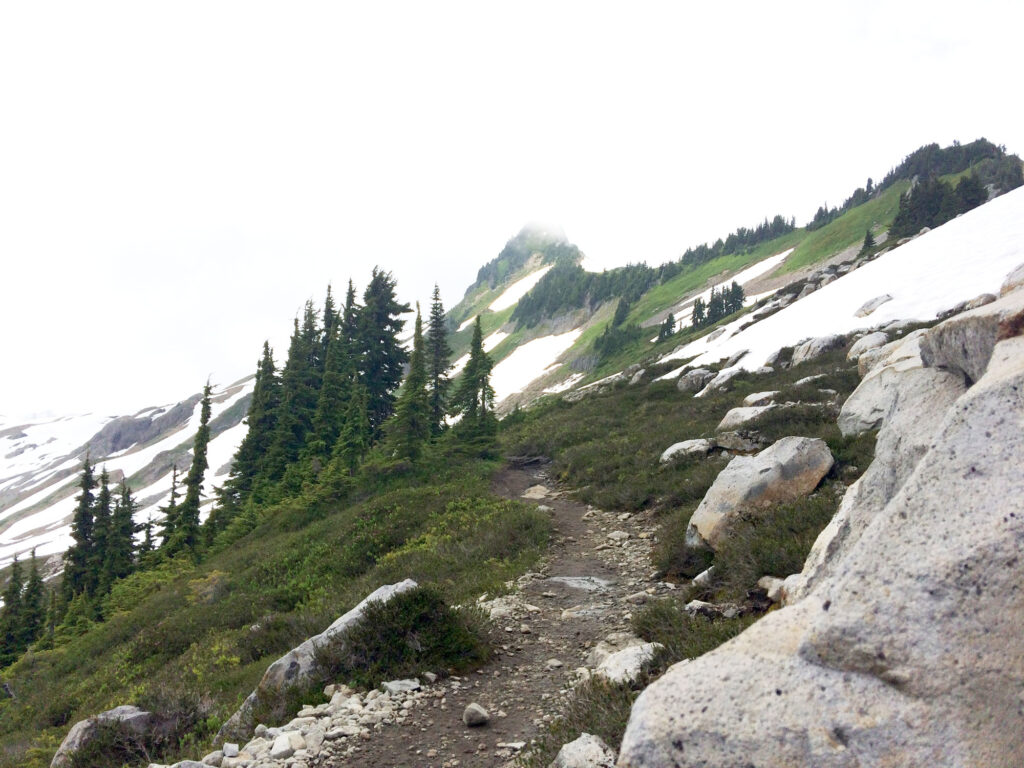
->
<box><xmin>388</xmin><ymin>306</ymin><xmax>431</xmax><ymax>461</ymax></box>
<box><xmin>727</xmin><ymin>281</ymin><xmax>745</xmax><ymax>314</ymax></box>
<box><xmin>157</xmin><ymin>465</ymin><xmax>180</xmax><ymax>547</ymax></box>
<box><xmin>691</xmin><ymin>296</ymin><xmax>706</xmax><ymax>328</ymax></box>
<box><xmin>305</xmin><ymin>318</ymin><xmax>354</xmax><ymax>464</ymax></box>
<box><xmin>169</xmin><ymin>383</ymin><xmax>212</xmax><ymax>555</ymax></box>
<box><xmin>426</xmin><ymin>285</ymin><xmax>452</xmax><ymax>435</ymax></box>
<box><xmin>612</xmin><ymin>298</ymin><xmax>630</xmax><ymax>326</ymax></box>
<box><xmin>333</xmin><ymin>373</ymin><xmax>370</xmax><ymax>474</ymax></box>
<box><xmin>20</xmin><ymin>550</ymin><xmax>45</xmax><ymax>650</ymax></box>
<box><xmin>657</xmin><ymin>313</ymin><xmax>676</xmax><ymax>342</ymax></box>
<box><xmin>0</xmin><ymin>556</ymin><xmax>24</xmax><ymax>666</ymax></box>
<box><xmin>88</xmin><ymin>467</ymin><xmax>113</xmax><ymax>596</ymax></box>
<box><xmin>104</xmin><ymin>481</ymin><xmax>136</xmax><ymax>586</ymax></box>
<box><xmin>265</xmin><ymin>306</ymin><xmax>322</xmax><ymax>480</ymax></box>
<box><xmin>62</xmin><ymin>457</ymin><xmax>96</xmax><ymax>602</ymax></box>
<box><xmin>221</xmin><ymin>342</ymin><xmax>281</xmax><ymax>510</ymax></box>
<box><xmin>138</xmin><ymin>517</ymin><xmax>155</xmax><ymax>561</ymax></box>
<box><xmin>317</xmin><ymin>284</ymin><xmax>338</xmax><ymax>375</ymax></box>
<box><xmin>451</xmin><ymin>316</ymin><xmax>495</xmax><ymax>430</ymax></box>
<box><xmin>357</xmin><ymin>268</ymin><xmax>411</xmax><ymax>438</ymax></box>
<box><xmin>861</xmin><ymin>228</ymin><xmax>876</xmax><ymax>254</ymax></box>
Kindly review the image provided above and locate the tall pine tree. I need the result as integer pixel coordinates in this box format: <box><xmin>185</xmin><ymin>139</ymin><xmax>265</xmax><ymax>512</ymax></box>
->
<box><xmin>157</xmin><ymin>465</ymin><xmax>180</xmax><ymax>547</ymax></box>
<box><xmin>333</xmin><ymin>373</ymin><xmax>370</xmax><ymax>474</ymax></box>
<box><xmin>358</xmin><ymin>268</ymin><xmax>410</xmax><ymax>438</ymax></box>
<box><xmin>88</xmin><ymin>467</ymin><xmax>113</xmax><ymax>597</ymax></box>
<box><xmin>104</xmin><ymin>481</ymin><xmax>136</xmax><ymax>587</ymax></box>
<box><xmin>451</xmin><ymin>316</ymin><xmax>495</xmax><ymax>432</ymax></box>
<box><xmin>426</xmin><ymin>285</ymin><xmax>452</xmax><ymax>435</ymax></box>
<box><xmin>0</xmin><ymin>555</ymin><xmax>24</xmax><ymax>666</ymax></box>
<box><xmin>20</xmin><ymin>550</ymin><xmax>45</xmax><ymax>651</ymax></box>
<box><xmin>168</xmin><ymin>383</ymin><xmax>211</xmax><ymax>556</ymax></box>
<box><xmin>62</xmin><ymin>457</ymin><xmax>96</xmax><ymax>602</ymax></box>
<box><xmin>388</xmin><ymin>306</ymin><xmax>431</xmax><ymax>461</ymax></box>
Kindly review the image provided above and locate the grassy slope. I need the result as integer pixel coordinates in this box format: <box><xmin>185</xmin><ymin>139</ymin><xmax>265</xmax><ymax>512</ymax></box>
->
<box><xmin>0</xmin><ymin>449</ymin><xmax>550</xmax><ymax>768</ymax></box>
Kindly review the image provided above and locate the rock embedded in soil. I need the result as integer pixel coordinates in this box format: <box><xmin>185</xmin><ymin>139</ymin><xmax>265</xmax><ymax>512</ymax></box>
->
<box><xmin>462</xmin><ymin>703</ymin><xmax>490</xmax><ymax>727</ymax></box>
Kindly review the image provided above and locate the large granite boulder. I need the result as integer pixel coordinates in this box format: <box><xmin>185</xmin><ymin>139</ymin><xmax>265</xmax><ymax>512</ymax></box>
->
<box><xmin>52</xmin><ymin>706</ymin><xmax>170</xmax><ymax>768</ymax></box>
<box><xmin>619</xmin><ymin>323</ymin><xmax>1024</xmax><ymax>764</ymax></box>
<box><xmin>676</xmin><ymin>368</ymin><xmax>715</xmax><ymax>394</ymax></box>
<box><xmin>686</xmin><ymin>437</ymin><xmax>833</xmax><ymax>550</ymax></box>
<box><xmin>716</xmin><ymin>405</ymin><xmax>776</xmax><ymax>432</ymax></box>
<box><xmin>789</xmin><ymin>334</ymin><xmax>845</xmax><ymax>366</ymax></box>
<box><xmin>846</xmin><ymin>331</ymin><xmax>888</xmax><ymax>362</ymax></box>
<box><xmin>659</xmin><ymin>439</ymin><xmax>713</xmax><ymax>463</ymax></box>
<box><xmin>218</xmin><ymin>579</ymin><xmax>417</xmax><ymax>740</ymax></box>
<box><xmin>550</xmin><ymin>733</ymin><xmax>617</xmax><ymax>768</ymax></box>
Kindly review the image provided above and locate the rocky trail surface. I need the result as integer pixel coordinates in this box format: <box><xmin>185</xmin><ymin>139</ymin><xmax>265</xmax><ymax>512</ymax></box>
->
<box><xmin>298</xmin><ymin>463</ymin><xmax>668</xmax><ymax>768</ymax></box>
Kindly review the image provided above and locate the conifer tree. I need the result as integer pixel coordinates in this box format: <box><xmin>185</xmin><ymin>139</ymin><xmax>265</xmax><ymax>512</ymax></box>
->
<box><xmin>169</xmin><ymin>382</ymin><xmax>212</xmax><ymax>555</ymax></box>
<box><xmin>318</xmin><ymin>284</ymin><xmax>338</xmax><ymax>375</ymax></box>
<box><xmin>88</xmin><ymin>467</ymin><xmax>113</xmax><ymax>596</ymax></box>
<box><xmin>20</xmin><ymin>550</ymin><xmax>45</xmax><ymax>649</ymax></box>
<box><xmin>265</xmin><ymin>306</ymin><xmax>322</xmax><ymax>480</ymax></box>
<box><xmin>612</xmin><ymin>298</ymin><xmax>630</xmax><ymax>327</ymax></box>
<box><xmin>0</xmin><ymin>555</ymin><xmax>24</xmax><ymax>666</ymax></box>
<box><xmin>657</xmin><ymin>312</ymin><xmax>676</xmax><ymax>342</ymax></box>
<box><xmin>334</xmin><ymin>373</ymin><xmax>370</xmax><ymax>474</ymax></box>
<box><xmin>358</xmin><ymin>268</ymin><xmax>411</xmax><ymax>438</ymax></box>
<box><xmin>62</xmin><ymin>457</ymin><xmax>96</xmax><ymax>602</ymax></box>
<box><xmin>157</xmin><ymin>465</ymin><xmax>180</xmax><ymax>547</ymax></box>
<box><xmin>451</xmin><ymin>316</ymin><xmax>495</xmax><ymax>431</ymax></box>
<box><xmin>691</xmin><ymin>296</ymin><xmax>706</xmax><ymax>328</ymax></box>
<box><xmin>218</xmin><ymin>342</ymin><xmax>280</xmax><ymax>510</ymax></box>
<box><xmin>104</xmin><ymin>481</ymin><xmax>136</xmax><ymax>586</ymax></box>
<box><xmin>306</xmin><ymin>319</ymin><xmax>353</xmax><ymax>463</ymax></box>
<box><xmin>138</xmin><ymin>517</ymin><xmax>155</xmax><ymax>562</ymax></box>
<box><xmin>426</xmin><ymin>285</ymin><xmax>452</xmax><ymax>435</ymax></box>
<box><xmin>389</xmin><ymin>306</ymin><xmax>431</xmax><ymax>461</ymax></box>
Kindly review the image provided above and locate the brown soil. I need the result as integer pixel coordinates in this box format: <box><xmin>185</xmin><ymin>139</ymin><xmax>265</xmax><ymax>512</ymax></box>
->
<box><xmin>326</xmin><ymin>463</ymin><xmax>666</xmax><ymax>767</ymax></box>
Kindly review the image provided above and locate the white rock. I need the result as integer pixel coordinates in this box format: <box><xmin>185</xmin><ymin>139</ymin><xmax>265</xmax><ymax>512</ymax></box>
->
<box><xmin>854</xmin><ymin>293</ymin><xmax>893</xmax><ymax>317</ymax></box>
<box><xmin>549</xmin><ymin>733</ymin><xmax>617</xmax><ymax>768</ymax></box>
<box><xmin>522</xmin><ymin>485</ymin><xmax>550</xmax><ymax>499</ymax></box>
<box><xmin>741</xmin><ymin>390</ymin><xmax>778</xmax><ymax>407</ymax></box>
<box><xmin>462</xmin><ymin>703</ymin><xmax>490</xmax><ymax>727</ymax></box>
<box><xmin>381</xmin><ymin>679</ymin><xmax>420</xmax><ymax>695</ymax></box>
<box><xmin>846</xmin><ymin>331</ymin><xmax>889</xmax><ymax>361</ymax></box>
<box><xmin>659</xmin><ymin>439</ymin><xmax>713</xmax><ymax>463</ymax></box>
<box><xmin>716</xmin><ymin>405</ymin><xmax>775</xmax><ymax>432</ymax></box>
<box><xmin>789</xmin><ymin>334</ymin><xmax>845</xmax><ymax>366</ymax></box>
<box><xmin>594</xmin><ymin>642</ymin><xmax>663</xmax><ymax>684</ymax></box>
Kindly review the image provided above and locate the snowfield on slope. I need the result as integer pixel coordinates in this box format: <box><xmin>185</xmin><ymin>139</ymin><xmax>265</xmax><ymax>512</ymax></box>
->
<box><xmin>491</xmin><ymin>328</ymin><xmax>583</xmax><ymax>403</ymax></box>
<box><xmin>658</xmin><ymin>187</ymin><xmax>1024</xmax><ymax>380</ymax></box>
<box><xmin>488</xmin><ymin>265</ymin><xmax>554</xmax><ymax>311</ymax></box>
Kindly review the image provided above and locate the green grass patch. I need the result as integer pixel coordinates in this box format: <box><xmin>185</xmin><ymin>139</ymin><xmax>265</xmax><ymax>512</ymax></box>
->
<box><xmin>631</xmin><ymin>599</ymin><xmax>757</xmax><ymax>661</ymax></box>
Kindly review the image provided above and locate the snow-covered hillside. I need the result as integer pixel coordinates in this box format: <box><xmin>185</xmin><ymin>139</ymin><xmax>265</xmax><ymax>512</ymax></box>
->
<box><xmin>0</xmin><ymin>378</ymin><xmax>253</xmax><ymax>568</ymax></box>
<box><xmin>658</xmin><ymin>186</ymin><xmax>1024</xmax><ymax>380</ymax></box>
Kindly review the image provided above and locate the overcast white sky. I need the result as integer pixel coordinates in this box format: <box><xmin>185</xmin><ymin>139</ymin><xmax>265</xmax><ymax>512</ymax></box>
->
<box><xmin>2</xmin><ymin>1</ymin><xmax>1022</xmax><ymax>420</ymax></box>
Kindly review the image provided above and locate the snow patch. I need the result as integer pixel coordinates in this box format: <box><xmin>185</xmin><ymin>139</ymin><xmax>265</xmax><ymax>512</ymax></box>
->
<box><xmin>488</xmin><ymin>265</ymin><xmax>554</xmax><ymax>311</ymax></box>
<box><xmin>491</xmin><ymin>329</ymin><xmax>583</xmax><ymax>403</ymax></box>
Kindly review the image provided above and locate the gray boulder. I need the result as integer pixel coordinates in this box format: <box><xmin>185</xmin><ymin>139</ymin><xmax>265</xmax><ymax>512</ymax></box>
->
<box><xmin>789</xmin><ymin>334</ymin><xmax>845</xmax><ymax>366</ymax></box>
<box><xmin>551</xmin><ymin>733</ymin><xmax>617</xmax><ymax>768</ymax></box>
<box><xmin>1001</xmin><ymin>261</ymin><xmax>1024</xmax><ymax>296</ymax></box>
<box><xmin>686</xmin><ymin>437</ymin><xmax>833</xmax><ymax>550</ymax></box>
<box><xmin>919</xmin><ymin>287</ymin><xmax>1024</xmax><ymax>384</ymax></box>
<box><xmin>618</xmin><ymin>334</ymin><xmax>1024</xmax><ymax>766</ymax></box>
<box><xmin>846</xmin><ymin>331</ymin><xmax>888</xmax><ymax>361</ymax></box>
<box><xmin>713</xmin><ymin>430</ymin><xmax>766</xmax><ymax>453</ymax></box>
<box><xmin>741</xmin><ymin>390</ymin><xmax>778</xmax><ymax>407</ymax></box>
<box><xmin>676</xmin><ymin>368</ymin><xmax>715</xmax><ymax>394</ymax></box>
<box><xmin>659</xmin><ymin>439</ymin><xmax>713</xmax><ymax>463</ymax></box>
<box><xmin>716</xmin><ymin>405</ymin><xmax>775</xmax><ymax>432</ymax></box>
<box><xmin>52</xmin><ymin>706</ymin><xmax>170</xmax><ymax>768</ymax></box>
<box><xmin>218</xmin><ymin>579</ymin><xmax>417</xmax><ymax>740</ymax></box>
<box><xmin>695</xmin><ymin>367</ymin><xmax>744</xmax><ymax>397</ymax></box>
<box><xmin>853</xmin><ymin>293</ymin><xmax>892</xmax><ymax>317</ymax></box>
<box><xmin>594</xmin><ymin>643</ymin><xmax>663</xmax><ymax>685</ymax></box>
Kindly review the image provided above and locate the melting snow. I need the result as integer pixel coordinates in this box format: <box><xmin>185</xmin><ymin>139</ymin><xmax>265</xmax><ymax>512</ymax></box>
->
<box><xmin>488</xmin><ymin>265</ymin><xmax>554</xmax><ymax>311</ymax></box>
<box><xmin>658</xmin><ymin>188</ymin><xmax>1024</xmax><ymax>379</ymax></box>
<box><xmin>491</xmin><ymin>329</ymin><xmax>583</xmax><ymax>403</ymax></box>
<box><xmin>483</xmin><ymin>330</ymin><xmax>509</xmax><ymax>352</ymax></box>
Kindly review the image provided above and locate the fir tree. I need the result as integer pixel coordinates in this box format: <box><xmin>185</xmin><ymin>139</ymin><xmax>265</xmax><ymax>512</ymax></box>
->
<box><xmin>218</xmin><ymin>342</ymin><xmax>280</xmax><ymax>510</ymax></box>
<box><xmin>426</xmin><ymin>285</ymin><xmax>452</xmax><ymax>435</ymax></box>
<box><xmin>727</xmin><ymin>281</ymin><xmax>745</xmax><ymax>314</ymax></box>
<box><xmin>388</xmin><ymin>306</ymin><xmax>431</xmax><ymax>461</ymax></box>
<box><xmin>157</xmin><ymin>465</ymin><xmax>180</xmax><ymax>547</ymax></box>
<box><xmin>138</xmin><ymin>517</ymin><xmax>155</xmax><ymax>562</ymax></box>
<box><xmin>0</xmin><ymin>555</ymin><xmax>24</xmax><ymax>666</ymax></box>
<box><xmin>318</xmin><ymin>284</ymin><xmax>338</xmax><ymax>375</ymax></box>
<box><xmin>306</xmin><ymin>318</ymin><xmax>354</xmax><ymax>464</ymax></box>
<box><xmin>333</xmin><ymin>373</ymin><xmax>370</xmax><ymax>474</ymax></box>
<box><xmin>88</xmin><ymin>467</ymin><xmax>113</xmax><ymax>596</ymax></box>
<box><xmin>62</xmin><ymin>457</ymin><xmax>96</xmax><ymax>602</ymax></box>
<box><xmin>612</xmin><ymin>298</ymin><xmax>630</xmax><ymax>327</ymax></box>
<box><xmin>104</xmin><ymin>481</ymin><xmax>136</xmax><ymax>586</ymax></box>
<box><xmin>657</xmin><ymin>313</ymin><xmax>676</xmax><ymax>342</ymax></box>
<box><xmin>20</xmin><ymin>550</ymin><xmax>45</xmax><ymax>650</ymax></box>
<box><xmin>169</xmin><ymin>383</ymin><xmax>212</xmax><ymax>555</ymax></box>
<box><xmin>358</xmin><ymin>268</ymin><xmax>411</xmax><ymax>438</ymax></box>
<box><xmin>860</xmin><ymin>228</ymin><xmax>876</xmax><ymax>255</ymax></box>
<box><xmin>451</xmin><ymin>316</ymin><xmax>495</xmax><ymax>431</ymax></box>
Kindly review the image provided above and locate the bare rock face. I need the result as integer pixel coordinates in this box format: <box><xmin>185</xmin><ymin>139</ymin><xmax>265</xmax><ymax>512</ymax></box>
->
<box><xmin>217</xmin><ymin>579</ymin><xmax>418</xmax><ymax>740</ymax></box>
<box><xmin>619</xmin><ymin>292</ymin><xmax>1024</xmax><ymax>765</ymax></box>
<box><xmin>52</xmin><ymin>706</ymin><xmax>170</xmax><ymax>768</ymax></box>
<box><xmin>685</xmin><ymin>437</ymin><xmax>833</xmax><ymax>550</ymax></box>
<box><xmin>919</xmin><ymin>287</ymin><xmax>1024</xmax><ymax>384</ymax></box>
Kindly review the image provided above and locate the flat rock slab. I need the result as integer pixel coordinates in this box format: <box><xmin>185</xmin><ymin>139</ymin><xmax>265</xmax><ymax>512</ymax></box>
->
<box><xmin>716</xmin><ymin>405</ymin><xmax>775</xmax><ymax>432</ymax></box>
<box><xmin>545</xmin><ymin>576</ymin><xmax>616</xmax><ymax>592</ymax></box>
<box><xmin>521</xmin><ymin>485</ymin><xmax>550</xmax><ymax>499</ymax></box>
<box><xmin>659</xmin><ymin>438</ymin><xmax>713</xmax><ymax>463</ymax></box>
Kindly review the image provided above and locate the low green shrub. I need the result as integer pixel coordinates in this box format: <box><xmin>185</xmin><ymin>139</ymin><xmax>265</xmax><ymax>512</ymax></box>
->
<box><xmin>631</xmin><ymin>598</ymin><xmax>757</xmax><ymax>661</ymax></box>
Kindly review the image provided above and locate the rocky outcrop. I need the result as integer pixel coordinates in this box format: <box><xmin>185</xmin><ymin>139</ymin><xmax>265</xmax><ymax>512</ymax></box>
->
<box><xmin>919</xmin><ymin>287</ymin><xmax>1024</xmax><ymax>384</ymax></box>
<box><xmin>218</xmin><ymin>579</ymin><xmax>417</xmax><ymax>741</ymax></box>
<box><xmin>846</xmin><ymin>331</ymin><xmax>888</xmax><ymax>361</ymax></box>
<box><xmin>853</xmin><ymin>294</ymin><xmax>892</xmax><ymax>317</ymax></box>
<box><xmin>619</xmin><ymin>278</ymin><xmax>1024</xmax><ymax>767</ymax></box>
<box><xmin>51</xmin><ymin>705</ymin><xmax>171</xmax><ymax>768</ymax></box>
<box><xmin>676</xmin><ymin>368</ymin><xmax>715</xmax><ymax>394</ymax></box>
<box><xmin>686</xmin><ymin>437</ymin><xmax>833</xmax><ymax>550</ymax></box>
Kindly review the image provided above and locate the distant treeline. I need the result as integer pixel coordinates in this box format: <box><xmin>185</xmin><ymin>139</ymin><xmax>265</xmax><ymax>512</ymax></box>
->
<box><xmin>808</xmin><ymin>138</ymin><xmax>1022</xmax><ymax>230</ymax></box>
<box><xmin>468</xmin><ymin>226</ymin><xmax>580</xmax><ymax>294</ymax></box>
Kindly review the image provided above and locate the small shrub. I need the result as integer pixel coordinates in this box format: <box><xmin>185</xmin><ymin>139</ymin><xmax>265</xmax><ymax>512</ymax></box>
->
<box><xmin>314</xmin><ymin>586</ymin><xmax>491</xmax><ymax>689</ymax></box>
<box><xmin>631</xmin><ymin>598</ymin><xmax>757</xmax><ymax>662</ymax></box>
<box><xmin>653</xmin><ymin>507</ymin><xmax>712</xmax><ymax>579</ymax></box>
